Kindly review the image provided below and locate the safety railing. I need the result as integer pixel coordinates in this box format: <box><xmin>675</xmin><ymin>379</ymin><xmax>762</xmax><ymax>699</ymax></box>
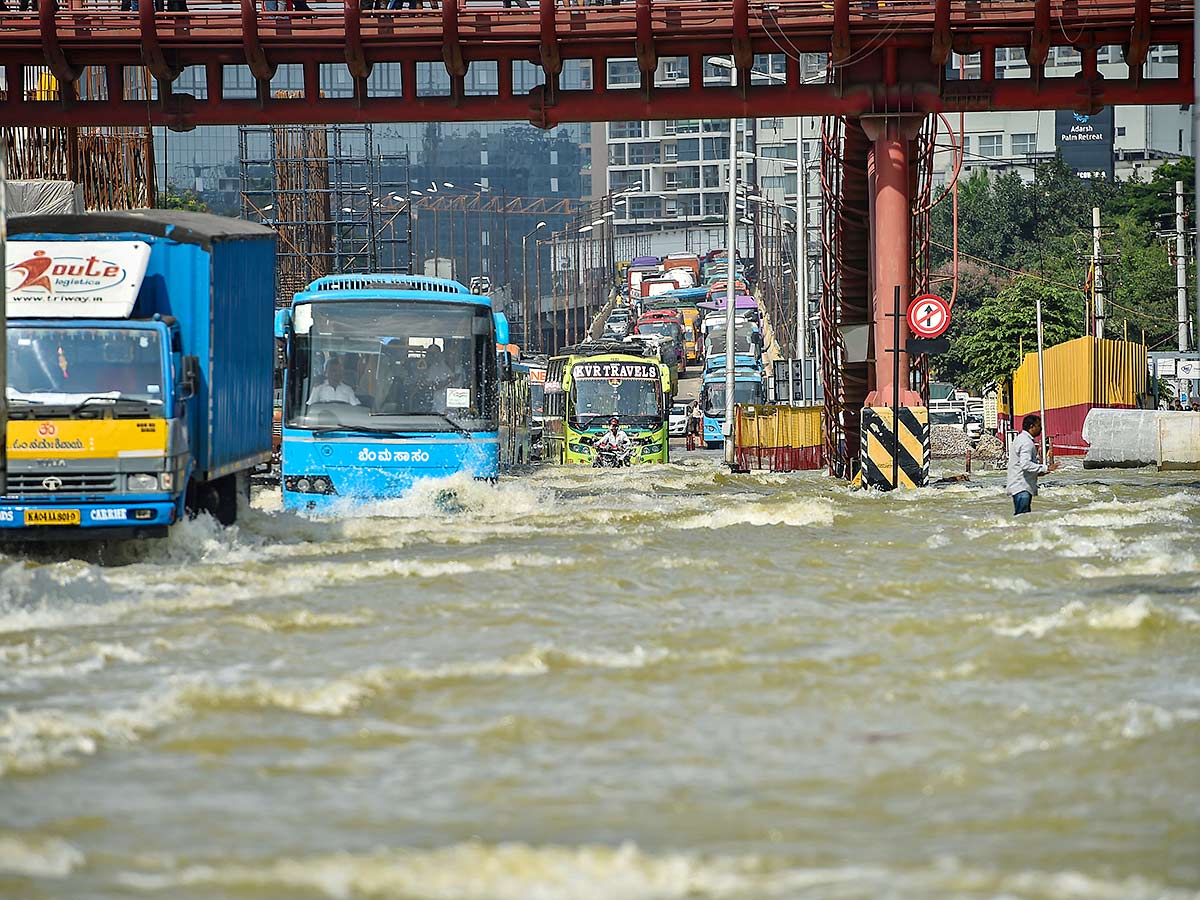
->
<box><xmin>5</xmin><ymin>0</ymin><xmax>1187</xmax><ymax>28</ymax></box>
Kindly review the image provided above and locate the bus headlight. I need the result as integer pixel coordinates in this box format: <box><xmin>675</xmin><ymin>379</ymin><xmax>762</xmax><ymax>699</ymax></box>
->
<box><xmin>568</xmin><ymin>443</ymin><xmax>592</xmax><ymax>456</ymax></box>
<box><xmin>127</xmin><ymin>473</ymin><xmax>158</xmax><ymax>492</ymax></box>
<box><xmin>285</xmin><ymin>475</ymin><xmax>338</xmax><ymax>495</ymax></box>
<box><xmin>641</xmin><ymin>443</ymin><xmax>663</xmax><ymax>456</ymax></box>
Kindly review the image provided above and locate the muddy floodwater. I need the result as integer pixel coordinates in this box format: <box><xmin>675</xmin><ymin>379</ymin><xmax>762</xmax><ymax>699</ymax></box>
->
<box><xmin>1</xmin><ymin>459</ymin><xmax>1197</xmax><ymax>899</ymax></box>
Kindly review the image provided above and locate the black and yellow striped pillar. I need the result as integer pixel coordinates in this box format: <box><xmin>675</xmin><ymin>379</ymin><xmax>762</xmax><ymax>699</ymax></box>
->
<box><xmin>860</xmin><ymin>407</ymin><xmax>929</xmax><ymax>490</ymax></box>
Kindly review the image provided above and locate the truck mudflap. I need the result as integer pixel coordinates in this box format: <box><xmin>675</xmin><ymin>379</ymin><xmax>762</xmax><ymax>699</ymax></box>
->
<box><xmin>0</xmin><ymin>500</ymin><xmax>179</xmax><ymax>541</ymax></box>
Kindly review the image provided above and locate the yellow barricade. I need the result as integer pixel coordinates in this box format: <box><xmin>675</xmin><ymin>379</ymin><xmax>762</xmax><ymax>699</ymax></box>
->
<box><xmin>1008</xmin><ymin>335</ymin><xmax>1147</xmax><ymax>455</ymax></box>
<box><xmin>733</xmin><ymin>404</ymin><xmax>824</xmax><ymax>471</ymax></box>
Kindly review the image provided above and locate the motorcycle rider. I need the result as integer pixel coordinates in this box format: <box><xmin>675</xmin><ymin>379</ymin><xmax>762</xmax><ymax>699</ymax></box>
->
<box><xmin>594</xmin><ymin>417</ymin><xmax>633</xmax><ymax>458</ymax></box>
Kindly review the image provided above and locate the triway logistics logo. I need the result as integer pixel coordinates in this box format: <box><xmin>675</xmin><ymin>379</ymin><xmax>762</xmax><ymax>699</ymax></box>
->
<box><xmin>9</xmin><ymin>250</ymin><xmax>130</xmax><ymax>295</ymax></box>
<box><xmin>5</xmin><ymin>240</ymin><xmax>151</xmax><ymax>319</ymax></box>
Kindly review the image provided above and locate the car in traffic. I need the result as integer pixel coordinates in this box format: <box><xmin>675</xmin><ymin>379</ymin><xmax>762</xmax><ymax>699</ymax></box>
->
<box><xmin>931</xmin><ymin>401</ymin><xmax>983</xmax><ymax>443</ymax></box>
<box><xmin>929</xmin><ymin>407</ymin><xmax>966</xmax><ymax>429</ymax></box>
<box><xmin>669</xmin><ymin>402</ymin><xmax>688</xmax><ymax>436</ymax></box>
<box><xmin>604</xmin><ymin>307</ymin><xmax>630</xmax><ymax>337</ymax></box>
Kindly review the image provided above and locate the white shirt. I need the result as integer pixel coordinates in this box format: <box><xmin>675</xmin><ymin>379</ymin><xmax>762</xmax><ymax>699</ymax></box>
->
<box><xmin>596</xmin><ymin>430</ymin><xmax>632</xmax><ymax>451</ymax></box>
<box><xmin>1006</xmin><ymin>430</ymin><xmax>1048</xmax><ymax>496</ymax></box>
<box><xmin>308</xmin><ymin>382</ymin><xmax>360</xmax><ymax>405</ymax></box>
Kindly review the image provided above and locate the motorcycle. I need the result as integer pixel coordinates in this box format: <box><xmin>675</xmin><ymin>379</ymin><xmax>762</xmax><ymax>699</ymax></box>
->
<box><xmin>592</xmin><ymin>445</ymin><xmax>633</xmax><ymax>468</ymax></box>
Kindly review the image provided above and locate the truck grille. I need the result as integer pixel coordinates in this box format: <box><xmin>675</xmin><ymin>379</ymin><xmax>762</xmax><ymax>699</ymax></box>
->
<box><xmin>6</xmin><ymin>472</ymin><xmax>120</xmax><ymax>495</ymax></box>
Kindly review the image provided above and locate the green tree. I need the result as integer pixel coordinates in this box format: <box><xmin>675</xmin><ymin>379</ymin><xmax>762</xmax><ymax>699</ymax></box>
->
<box><xmin>948</xmin><ymin>276</ymin><xmax>1082</xmax><ymax>390</ymax></box>
<box><xmin>930</xmin><ymin>260</ymin><xmax>1005</xmax><ymax>385</ymax></box>
<box><xmin>158</xmin><ymin>187</ymin><xmax>209</xmax><ymax>213</ymax></box>
<box><xmin>928</xmin><ymin>154</ymin><xmax>1193</xmax><ymax>365</ymax></box>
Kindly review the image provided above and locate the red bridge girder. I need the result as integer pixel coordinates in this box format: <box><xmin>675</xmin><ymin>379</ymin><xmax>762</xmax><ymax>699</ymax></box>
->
<box><xmin>0</xmin><ymin>0</ymin><xmax>1192</xmax><ymax>129</ymax></box>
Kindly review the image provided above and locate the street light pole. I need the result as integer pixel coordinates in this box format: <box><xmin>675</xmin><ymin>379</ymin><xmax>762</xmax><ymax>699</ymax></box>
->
<box><xmin>724</xmin><ymin>64</ymin><xmax>739</xmax><ymax>466</ymax></box>
<box><xmin>535</xmin><ymin>238</ymin><xmax>544</xmax><ymax>352</ymax></box>
<box><xmin>521</xmin><ymin>221</ymin><xmax>547</xmax><ymax>351</ymax></box>
<box><xmin>796</xmin><ymin>147</ymin><xmax>808</xmax><ymax>404</ymax></box>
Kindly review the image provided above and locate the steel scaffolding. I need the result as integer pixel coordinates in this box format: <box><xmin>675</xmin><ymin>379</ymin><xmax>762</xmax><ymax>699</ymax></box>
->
<box><xmin>1</xmin><ymin>66</ymin><xmax>155</xmax><ymax>210</ymax></box>
<box><xmin>239</xmin><ymin>122</ymin><xmax>412</xmax><ymax>306</ymax></box>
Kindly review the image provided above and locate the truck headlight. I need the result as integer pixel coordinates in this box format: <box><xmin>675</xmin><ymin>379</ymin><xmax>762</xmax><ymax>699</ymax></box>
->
<box><xmin>160</xmin><ymin>472</ymin><xmax>175</xmax><ymax>491</ymax></box>
<box><xmin>127</xmin><ymin>473</ymin><xmax>158</xmax><ymax>492</ymax></box>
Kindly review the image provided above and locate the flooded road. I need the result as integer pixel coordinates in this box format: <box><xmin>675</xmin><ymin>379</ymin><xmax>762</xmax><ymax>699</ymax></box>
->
<box><xmin>1</xmin><ymin>459</ymin><xmax>1198</xmax><ymax>899</ymax></box>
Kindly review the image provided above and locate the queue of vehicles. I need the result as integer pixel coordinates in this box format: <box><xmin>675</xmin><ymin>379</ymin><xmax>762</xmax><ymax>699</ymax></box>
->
<box><xmin>610</xmin><ymin>249</ymin><xmax>770</xmax><ymax>450</ymax></box>
<box><xmin>2</xmin><ymin>231</ymin><xmax>770</xmax><ymax>539</ymax></box>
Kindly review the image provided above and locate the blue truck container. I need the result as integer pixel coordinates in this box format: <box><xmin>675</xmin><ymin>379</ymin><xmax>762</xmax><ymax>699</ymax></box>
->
<box><xmin>2</xmin><ymin>210</ymin><xmax>276</xmax><ymax>539</ymax></box>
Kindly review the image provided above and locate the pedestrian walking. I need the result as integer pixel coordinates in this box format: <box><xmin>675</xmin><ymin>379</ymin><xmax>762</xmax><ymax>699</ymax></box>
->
<box><xmin>685</xmin><ymin>398</ymin><xmax>701</xmax><ymax>450</ymax></box>
<box><xmin>1006</xmin><ymin>413</ymin><xmax>1058</xmax><ymax>516</ymax></box>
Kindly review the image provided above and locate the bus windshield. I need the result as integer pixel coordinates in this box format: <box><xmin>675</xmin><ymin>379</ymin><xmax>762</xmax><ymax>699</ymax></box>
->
<box><xmin>529</xmin><ymin>382</ymin><xmax>545</xmax><ymax>418</ymax></box>
<box><xmin>570</xmin><ymin>372</ymin><xmax>662</xmax><ymax>428</ymax></box>
<box><xmin>7</xmin><ymin>326</ymin><xmax>165</xmax><ymax>406</ymax></box>
<box><xmin>704</xmin><ymin>380</ymin><xmax>763</xmax><ymax>416</ymax></box>
<box><xmin>636</xmin><ymin>322</ymin><xmax>681</xmax><ymax>340</ymax></box>
<box><xmin>930</xmin><ymin>409</ymin><xmax>963</xmax><ymax>426</ymax></box>
<box><xmin>286</xmin><ymin>299</ymin><xmax>497</xmax><ymax>433</ymax></box>
<box><xmin>706</xmin><ymin>324</ymin><xmax>758</xmax><ymax>356</ymax></box>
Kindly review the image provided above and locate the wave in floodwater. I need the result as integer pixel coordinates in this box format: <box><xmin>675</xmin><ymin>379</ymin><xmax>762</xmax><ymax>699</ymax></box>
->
<box><xmin>991</xmin><ymin>596</ymin><xmax>1200</xmax><ymax>638</ymax></box>
<box><xmin>0</xmin><ymin>834</ymin><xmax>85</xmax><ymax>880</ymax></box>
<box><xmin>0</xmin><ymin>461</ymin><xmax>1197</xmax><ymax>898</ymax></box>
<box><xmin>109</xmin><ymin>841</ymin><xmax>1200</xmax><ymax>900</ymax></box>
<box><xmin>0</xmin><ymin>640</ymin><xmax>695</xmax><ymax>775</ymax></box>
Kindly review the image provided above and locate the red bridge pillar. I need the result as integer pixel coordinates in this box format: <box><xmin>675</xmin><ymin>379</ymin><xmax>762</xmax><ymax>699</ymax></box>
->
<box><xmin>861</xmin><ymin>113</ymin><xmax>924</xmax><ymax>407</ymax></box>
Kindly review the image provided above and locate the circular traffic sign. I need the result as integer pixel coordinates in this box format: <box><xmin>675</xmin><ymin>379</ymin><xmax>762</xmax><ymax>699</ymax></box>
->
<box><xmin>907</xmin><ymin>293</ymin><xmax>950</xmax><ymax>338</ymax></box>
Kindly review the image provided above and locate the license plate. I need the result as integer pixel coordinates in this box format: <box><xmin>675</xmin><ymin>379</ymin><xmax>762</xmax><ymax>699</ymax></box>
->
<box><xmin>24</xmin><ymin>509</ymin><xmax>81</xmax><ymax>526</ymax></box>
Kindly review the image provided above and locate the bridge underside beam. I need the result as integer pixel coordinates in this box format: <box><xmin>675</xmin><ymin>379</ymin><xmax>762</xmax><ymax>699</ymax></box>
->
<box><xmin>0</xmin><ymin>0</ymin><xmax>1190</xmax><ymax>128</ymax></box>
<box><xmin>0</xmin><ymin>76</ymin><xmax>1192</xmax><ymax>130</ymax></box>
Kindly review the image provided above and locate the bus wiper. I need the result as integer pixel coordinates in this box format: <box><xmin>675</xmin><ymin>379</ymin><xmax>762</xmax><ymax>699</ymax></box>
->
<box><xmin>574</xmin><ymin>415</ymin><xmax>604</xmax><ymax>432</ymax></box>
<box><xmin>372</xmin><ymin>411</ymin><xmax>473</xmax><ymax>439</ymax></box>
<box><xmin>310</xmin><ymin>424</ymin><xmax>416</xmax><ymax>437</ymax></box>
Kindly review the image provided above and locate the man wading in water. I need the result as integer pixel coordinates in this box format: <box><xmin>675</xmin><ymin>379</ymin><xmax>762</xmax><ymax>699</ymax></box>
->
<box><xmin>1006</xmin><ymin>413</ymin><xmax>1059</xmax><ymax>515</ymax></box>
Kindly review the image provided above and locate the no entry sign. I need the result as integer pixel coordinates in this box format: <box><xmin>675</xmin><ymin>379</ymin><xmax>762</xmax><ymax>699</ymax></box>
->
<box><xmin>907</xmin><ymin>293</ymin><xmax>950</xmax><ymax>338</ymax></box>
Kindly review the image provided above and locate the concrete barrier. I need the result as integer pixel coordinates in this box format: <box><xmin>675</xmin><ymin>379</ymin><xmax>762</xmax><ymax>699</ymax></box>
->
<box><xmin>1082</xmin><ymin>409</ymin><xmax>1200</xmax><ymax>470</ymax></box>
<box><xmin>1158</xmin><ymin>413</ymin><xmax>1200</xmax><ymax>471</ymax></box>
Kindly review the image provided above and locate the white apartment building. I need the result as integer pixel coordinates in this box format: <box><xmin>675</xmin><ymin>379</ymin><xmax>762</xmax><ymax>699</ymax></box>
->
<box><xmin>593</xmin><ymin>47</ymin><xmax>1189</xmax><ymax>241</ymax></box>
<box><xmin>939</xmin><ymin>44</ymin><xmax>1190</xmax><ymax>183</ymax></box>
<box><xmin>590</xmin><ymin>54</ymin><xmax>814</xmax><ymax>238</ymax></box>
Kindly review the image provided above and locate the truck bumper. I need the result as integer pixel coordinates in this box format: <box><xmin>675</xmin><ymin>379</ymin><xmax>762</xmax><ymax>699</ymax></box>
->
<box><xmin>0</xmin><ymin>499</ymin><xmax>179</xmax><ymax>541</ymax></box>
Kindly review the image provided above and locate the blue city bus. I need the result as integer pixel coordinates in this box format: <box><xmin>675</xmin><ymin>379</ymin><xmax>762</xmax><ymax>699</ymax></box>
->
<box><xmin>701</xmin><ymin>368</ymin><xmax>765</xmax><ymax>449</ymax></box>
<box><xmin>500</xmin><ymin>352</ymin><xmax>534</xmax><ymax>467</ymax></box>
<box><xmin>274</xmin><ymin>274</ymin><xmax>509</xmax><ymax>510</ymax></box>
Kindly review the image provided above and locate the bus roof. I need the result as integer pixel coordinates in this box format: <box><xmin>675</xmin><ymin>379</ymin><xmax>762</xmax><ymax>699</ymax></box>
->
<box><xmin>293</xmin><ymin>274</ymin><xmax>493</xmax><ymax>307</ymax></box>
<box><xmin>703</xmin><ymin>368</ymin><xmax>763</xmax><ymax>381</ymax></box>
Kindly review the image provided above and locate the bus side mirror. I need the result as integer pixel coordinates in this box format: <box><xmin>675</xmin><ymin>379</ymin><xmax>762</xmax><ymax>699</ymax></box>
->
<box><xmin>180</xmin><ymin>355</ymin><xmax>200</xmax><ymax>400</ymax></box>
<box><xmin>490</xmin><ymin>311</ymin><xmax>510</xmax><ymax>344</ymax></box>
<box><xmin>274</xmin><ymin>308</ymin><xmax>292</xmax><ymax>339</ymax></box>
